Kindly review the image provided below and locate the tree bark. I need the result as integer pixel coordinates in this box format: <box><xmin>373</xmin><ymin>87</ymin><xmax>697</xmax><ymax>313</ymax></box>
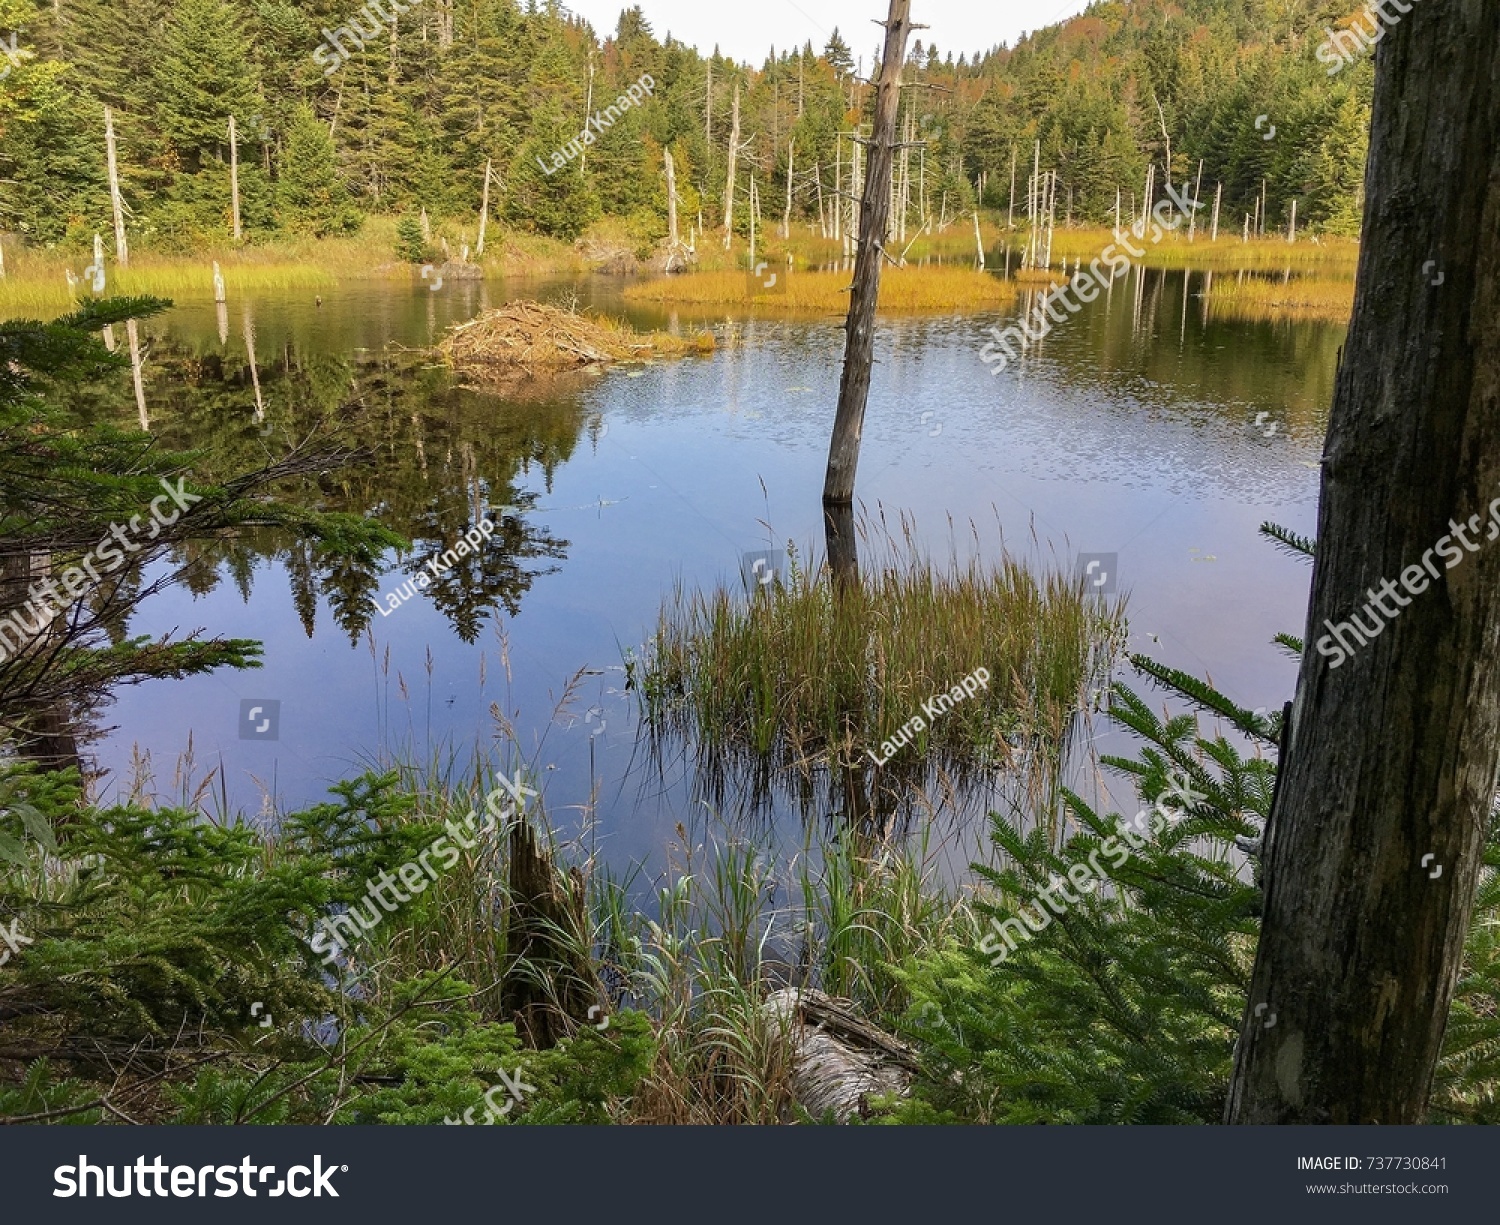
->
<box><xmin>1226</xmin><ymin>0</ymin><xmax>1500</xmax><ymax>1124</ymax></box>
<box><xmin>783</xmin><ymin>139</ymin><xmax>795</xmax><ymax>239</ymax></box>
<box><xmin>502</xmin><ymin>818</ymin><xmax>600</xmax><ymax>1049</ymax></box>
<box><xmin>665</xmin><ymin>147</ymin><xmax>679</xmax><ymax>247</ymax></box>
<box><xmin>723</xmin><ymin>85</ymin><xmax>740</xmax><ymax>249</ymax></box>
<box><xmin>228</xmin><ymin>115</ymin><xmax>242</xmax><ymax>242</ymax></box>
<box><xmin>822</xmin><ymin>0</ymin><xmax>913</xmax><ymax>506</ymax></box>
<box><xmin>476</xmin><ymin>158</ymin><xmax>491</xmax><ymax>257</ymax></box>
<box><xmin>104</xmin><ymin>106</ymin><xmax>129</xmax><ymax>267</ymax></box>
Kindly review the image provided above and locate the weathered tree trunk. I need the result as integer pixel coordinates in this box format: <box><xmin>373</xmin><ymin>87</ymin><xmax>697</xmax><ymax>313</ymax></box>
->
<box><xmin>764</xmin><ymin>989</ymin><xmax>918</xmax><ymax>1123</ymax></box>
<box><xmin>1187</xmin><ymin>158</ymin><xmax>1203</xmax><ymax>241</ymax></box>
<box><xmin>783</xmin><ymin>139</ymin><xmax>795</xmax><ymax>239</ymax></box>
<box><xmin>580</xmin><ymin>59</ymin><xmax>594</xmax><ymax>175</ymax></box>
<box><xmin>665</xmin><ymin>147</ymin><xmax>679</xmax><ymax>247</ymax></box>
<box><xmin>821</xmin><ymin>0</ymin><xmax>914</xmax><ymax>506</ymax></box>
<box><xmin>833</xmin><ymin>139</ymin><xmax>842</xmax><ymax>242</ymax></box>
<box><xmin>476</xmin><ymin>158</ymin><xmax>492</xmax><ymax>257</ymax></box>
<box><xmin>1226</xmin><ymin>0</ymin><xmax>1500</xmax><ymax>1124</ymax></box>
<box><xmin>104</xmin><ymin>106</ymin><xmax>129</xmax><ymax>267</ymax></box>
<box><xmin>723</xmin><ymin>85</ymin><xmax>741</xmax><ymax>249</ymax></box>
<box><xmin>1007</xmin><ymin>144</ymin><xmax>1017</xmax><ymax>229</ymax></box>
<box><xmin>228</xmin><ymin>115</ymin><xmax>242</xmax><ymax>242</ymax></box>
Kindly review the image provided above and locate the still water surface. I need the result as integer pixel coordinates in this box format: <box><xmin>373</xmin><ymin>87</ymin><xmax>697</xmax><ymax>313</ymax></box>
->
<box><xmin>87</xmin><ymin>271</ymin><xmax>1339</xmax><ymax>878</ymax></box>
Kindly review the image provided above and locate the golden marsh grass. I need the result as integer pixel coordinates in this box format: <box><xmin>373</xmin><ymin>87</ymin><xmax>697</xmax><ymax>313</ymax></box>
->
<box><xmin>623</xmin><ymin>266</ymin><xmax>1017</xmax><ymax>314</ymax></box>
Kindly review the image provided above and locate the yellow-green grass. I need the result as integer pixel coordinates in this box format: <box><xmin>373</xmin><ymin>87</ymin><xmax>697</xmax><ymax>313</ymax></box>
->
<box><xmin>0</xmin><ymin>218</ymin><xmax>585</xmax><ymax>319</ymax></box>
<box><xmin>624</xmin><ymin>265</ymin><xmax>1016</xmax><ymax>314</ymax></box>
<box><xmin>688</xmin><ymin>220</ymin><xmax>1004</xmax><ymax>274</ymax></box>
<box><xmin>0</xmin><ymin>245</ymin><xmax>343</xmax><ymax>317</ymax></box>
<box><xmin>1009</xmin><ymin>224</ymin><xmax>1361</xmax><ymax>274</ymax></box>
<box><xmin>1204</xmin><ymin>272</ymin><xmax>1355</xmax><ymax>323</ymax></box>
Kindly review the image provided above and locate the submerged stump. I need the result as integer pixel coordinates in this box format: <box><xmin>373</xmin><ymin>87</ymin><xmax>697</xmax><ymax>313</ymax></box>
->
<box><xmin>501</xmin><ymin>818</ymin><xmax>601</xmax><ymax>1049</ymax></box>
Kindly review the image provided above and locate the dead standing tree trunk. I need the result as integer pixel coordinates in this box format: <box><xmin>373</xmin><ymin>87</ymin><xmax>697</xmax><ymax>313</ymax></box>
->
<box><xmin>723</xmin><ymin>85</ymin><xmax>741</xmax><ymax>251</ymax></box>
<box><xmin>822</xmin><ymin>0</ymin><xmax>917</xmax><ymax>531</ymax></box>
<box><xmin>104</xmin><ymin>105</ymin><xmax>130</xmax><ymax>267</ymax></box>
<box><xmin>1226</xmin><ymin>0</ymin><xmax>1500</xmax><ymax>1124</ymax></box>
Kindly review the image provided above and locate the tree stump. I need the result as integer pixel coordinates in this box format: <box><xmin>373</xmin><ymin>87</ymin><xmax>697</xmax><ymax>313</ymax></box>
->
<box><xmin>501</xmin><ymin>818</ymin><xmax>600</xmax><ymax>1048</ymax></box>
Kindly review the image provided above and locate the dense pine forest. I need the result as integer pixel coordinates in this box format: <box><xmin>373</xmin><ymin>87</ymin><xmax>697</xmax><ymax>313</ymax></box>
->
<box><xmin>0</xmin><ymin>0</ymin><xmax>1372</xmax><ymax>253</ymax></box>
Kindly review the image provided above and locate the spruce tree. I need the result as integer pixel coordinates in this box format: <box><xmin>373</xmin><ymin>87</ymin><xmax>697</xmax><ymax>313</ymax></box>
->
<box><xmin>278</xmin><ymin>105</ymin><xmax>361</xmax><ymax>238</ymax></box>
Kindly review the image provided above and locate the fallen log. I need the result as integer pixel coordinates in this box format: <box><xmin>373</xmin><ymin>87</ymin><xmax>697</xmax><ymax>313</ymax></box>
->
<box><xmin>763</xmin><ymin>988</ymin><xmax>918</xmax><ymax>1122</ymax></box>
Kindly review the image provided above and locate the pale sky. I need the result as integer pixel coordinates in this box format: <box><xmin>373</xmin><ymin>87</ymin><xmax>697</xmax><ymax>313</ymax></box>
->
<box><xmin>558</xmin><ymin>0</ymin><xmax>1094</xmax><ymax>66</ymax></box>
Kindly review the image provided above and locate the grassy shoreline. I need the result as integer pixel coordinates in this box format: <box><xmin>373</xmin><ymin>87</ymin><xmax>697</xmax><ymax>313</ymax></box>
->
<box><xmin>624</xmin><ymin>266</ymin><xmax>1019</xmax><ymax>314</ymax></box>
<box><xmin>0</xmin><ymin>215</ymin><xmax>1361</xmax><ymax>320</ymax></box>
<box><xmin>1009</xmin><ymin>225</ymin><xmax>1360</xmax><ymax>274</ymax></box>
<box><xmin>0</xmin><ymin>218</ymin><xmax>588</xmax><ymax>318</ymax></box>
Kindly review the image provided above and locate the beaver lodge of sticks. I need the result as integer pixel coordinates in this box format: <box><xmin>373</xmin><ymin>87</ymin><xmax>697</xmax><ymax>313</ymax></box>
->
<box><xmin>438</xmin><ymin>300</ymin><xmax>714</xmax><ymax>386</ymax></box>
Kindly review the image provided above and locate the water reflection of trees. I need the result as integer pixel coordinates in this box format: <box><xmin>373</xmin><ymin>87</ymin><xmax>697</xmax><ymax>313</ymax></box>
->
<box><xmin>60</xmin><ymin>333</ymin><xmax>584</xmax><ymax>645</ymax></box>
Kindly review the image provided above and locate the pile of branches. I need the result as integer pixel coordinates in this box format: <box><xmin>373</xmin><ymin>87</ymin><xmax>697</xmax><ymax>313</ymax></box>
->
<box><xmin>438</xmin><ymin>301</ymin><xmax>711</xmax><ymax>382</ymax></box>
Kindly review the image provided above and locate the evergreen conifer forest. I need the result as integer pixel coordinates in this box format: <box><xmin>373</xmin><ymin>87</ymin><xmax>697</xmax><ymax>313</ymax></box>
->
<box><xmin>0</xmin><ymin>0</ymin><xmax>1370</xmax><ymax>254</ymax></box>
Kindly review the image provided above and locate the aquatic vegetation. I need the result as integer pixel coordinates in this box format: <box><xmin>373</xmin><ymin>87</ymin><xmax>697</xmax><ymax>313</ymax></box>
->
<box><xmin>1203</xmin><ymin>271</ymin><xmax>1356</xmax><ymax>322</ymax></box>
<box><xmin>1019</xmin><ymin>226</ymin><xmax>1360</xmax><ymax>275</ymax></box>
<box><xmin>637</xmin><ymin>518</ymin><xmax>1125</xmax><ymax>795</ymax></box>
<box><xmin>0</xmin><ymin>221</ymin><xmax>586</xmax><ymax>320</ymax></box>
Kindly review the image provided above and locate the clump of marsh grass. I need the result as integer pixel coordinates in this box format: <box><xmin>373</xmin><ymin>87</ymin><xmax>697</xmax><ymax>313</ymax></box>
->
<box><xmin>1203</xmin><ymin>270</ymin><xmax>1355</xmax><ymax>323</ymax></box>
<box><xmin>591</xmin><ymin>807</ymin><xmax>979</xmax><ymax>1123</ymax></box>
<box><xmin>637</xmin><ymin>515</ymin><xmax>1125</xmax><ymax>807</ymax></box>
